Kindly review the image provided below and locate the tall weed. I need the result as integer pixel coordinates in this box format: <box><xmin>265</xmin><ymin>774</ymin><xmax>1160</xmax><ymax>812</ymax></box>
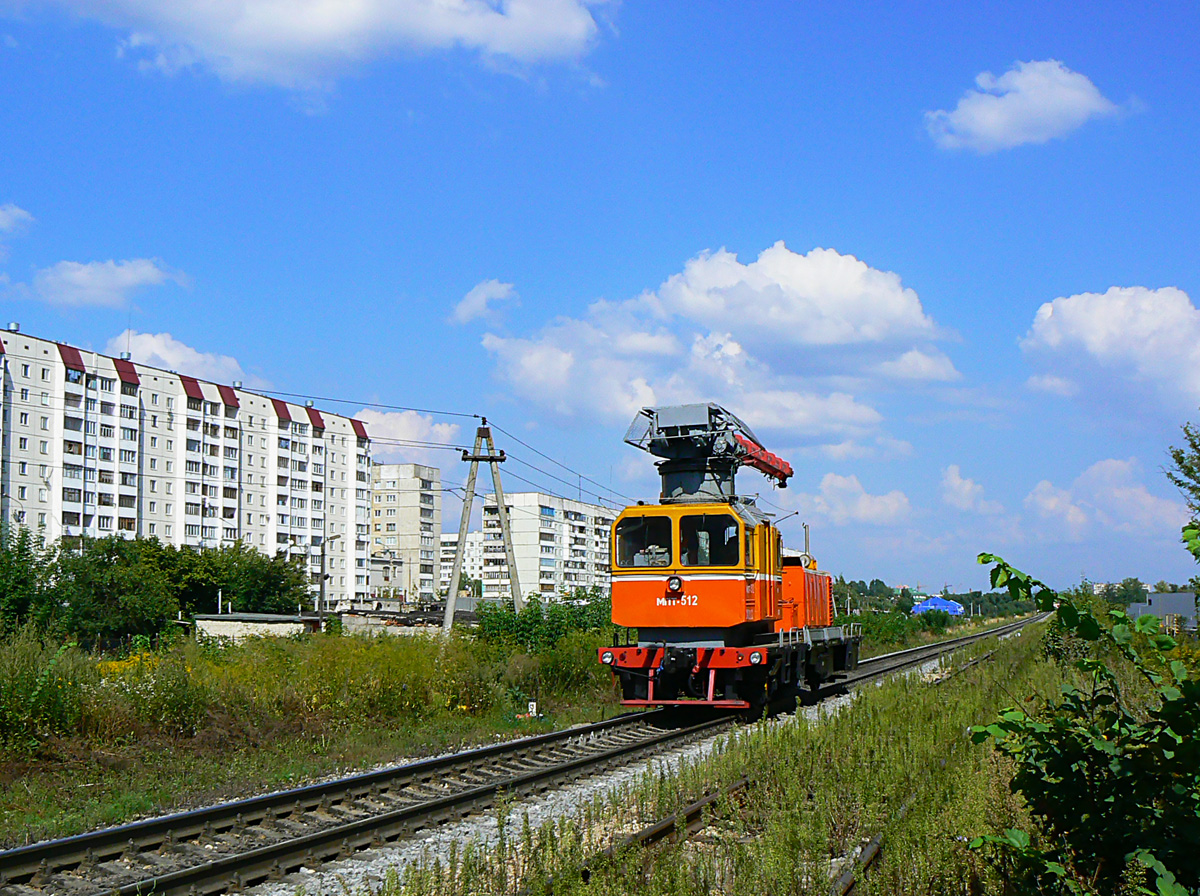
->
<box><xmin>0</xmin><ymin>627</ymin><xmax>94</xmax><ymax>750</ymax></box>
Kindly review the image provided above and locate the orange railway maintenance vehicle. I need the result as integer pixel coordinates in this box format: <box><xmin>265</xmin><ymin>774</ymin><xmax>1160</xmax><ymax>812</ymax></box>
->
<box><xmin>599</xmin><ymin>404</ymin><xmax>861</xmax><ymax>711</ymax></box>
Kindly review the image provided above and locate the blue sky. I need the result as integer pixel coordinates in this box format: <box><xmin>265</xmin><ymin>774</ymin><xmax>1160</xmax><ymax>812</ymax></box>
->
<box><xmin>3</xmin><ymin>1</ymin><xmax>1199</xmax><ymax>591</ymax></box>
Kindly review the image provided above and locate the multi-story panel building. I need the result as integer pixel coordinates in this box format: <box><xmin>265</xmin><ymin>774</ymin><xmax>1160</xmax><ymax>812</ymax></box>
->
<box><xmin>480</xmin><ymin>492</ymin><xmax>614</xmax><ymax>602</ymax></box>
<box><xmin>370</xmin><ymin>463</ymin><xmax>440</xmax><ymax>602</ymax></box>
<box><xmin>0</xmin><ymin>326</ymin><xmax>372</xmax><ymax>610</ymax></box>
<box><xmin>439</xmin><ymin>530</ymin><xmax>484</xmax><ymax>593</ymax></box>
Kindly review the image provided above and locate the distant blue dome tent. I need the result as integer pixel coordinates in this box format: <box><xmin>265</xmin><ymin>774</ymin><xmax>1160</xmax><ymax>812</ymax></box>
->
<box><xmin>911</xmin><ymin>596</ymin><xmax>964</xmax><ymax>616</ymax></box>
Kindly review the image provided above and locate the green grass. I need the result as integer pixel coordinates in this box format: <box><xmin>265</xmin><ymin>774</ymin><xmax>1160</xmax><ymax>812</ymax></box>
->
<box><xmin>0</xmin><ymin>626</ymin><xmax>620</xmax><ymax>845</ymax></box>
<box><xmin>0</xmin><ymin>614</ymin><xmax>1035</xmax><ymax>850</ymax></box>
<box><xmin>388</xmin><ymin>626</ymin><xmax>1062</xmax><ymax>896</ymax></box>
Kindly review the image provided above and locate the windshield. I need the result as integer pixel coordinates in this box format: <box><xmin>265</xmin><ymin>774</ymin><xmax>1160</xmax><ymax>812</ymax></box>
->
<box><xmin>614</xmin><ymin>516</ymin><xmax>672</xmax><ymax>567</ymax></box>
<box><xmin>680</xmin><ymin>514</ymin><xmax>740</xmax><ymax>566</ymax></box>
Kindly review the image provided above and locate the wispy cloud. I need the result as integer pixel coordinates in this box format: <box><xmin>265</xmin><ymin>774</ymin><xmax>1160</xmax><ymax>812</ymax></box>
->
<box><xmin>32</xmin><ymin>258</ymin><xmax>185</xmax><ymax>307</ymax></box>
<box><xmin>452</xmin><ymin>278</ymin><xmax>517</xmax><ymax>324</ymax></box>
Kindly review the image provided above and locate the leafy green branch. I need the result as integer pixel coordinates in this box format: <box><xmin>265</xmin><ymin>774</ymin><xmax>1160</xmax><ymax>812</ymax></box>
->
<box><xmin>969</xmin><ymin>545</ymin><xmax>1199</xmax><ymax>896</ymax></box>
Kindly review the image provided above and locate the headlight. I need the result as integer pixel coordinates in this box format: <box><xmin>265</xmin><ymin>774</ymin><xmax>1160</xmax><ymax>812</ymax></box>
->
<box><xmin>601</xmin><ymin>651</ymin><xmax>614</xmax><ymax>665</ymax></box>
<box><xmin>667</xmin><ymin>575</ymin><xmax>683</xmax><ymax>592</ymax></box>
<box><xmin>749</xmin><ymin>651</ymin><xmax>763</xmax><ymax>665</ymax></box>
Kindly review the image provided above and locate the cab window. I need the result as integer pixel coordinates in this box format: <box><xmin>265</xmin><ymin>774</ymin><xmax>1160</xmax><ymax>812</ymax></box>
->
<box><xmin>615</xmin><ymin>516</ymin><xmax>672</xmax><ymax>567</ymax></box>
<box><xmin>680</xmin><ymin>514</ymin><xmax>740</xmax><ymax>566</ymax></box>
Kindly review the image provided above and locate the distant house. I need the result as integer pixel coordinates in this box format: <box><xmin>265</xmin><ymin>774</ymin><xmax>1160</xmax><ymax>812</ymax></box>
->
<box><xmin>1125</xmin><ymin>593</ymin><xmax>1197</xmax><ymax>633</ymax></box>
<box><xmin>912</xmin><ymin>596</ymin><xmax>964</xmax><ymax>616</ymax></box>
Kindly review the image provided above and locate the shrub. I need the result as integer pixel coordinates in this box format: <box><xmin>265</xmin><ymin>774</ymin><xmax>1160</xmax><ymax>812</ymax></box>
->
<box><xmin>971</xmin><ymin>551</ymin><xmax>1200</xmax><ymax>896</ymax></box>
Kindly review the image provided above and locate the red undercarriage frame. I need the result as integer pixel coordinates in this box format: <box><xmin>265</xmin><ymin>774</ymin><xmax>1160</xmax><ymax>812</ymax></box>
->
<box><xmin>601</xmin><ymin>645</ymin><xmax>770</xmax><ymax>709</ymax></box>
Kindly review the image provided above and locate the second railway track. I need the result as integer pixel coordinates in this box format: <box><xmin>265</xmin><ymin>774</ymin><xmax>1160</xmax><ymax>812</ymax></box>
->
<box><xmin>0</xmin><ymin>614</ymin><xmax>1043</xmax><ymax>896</ymax></box>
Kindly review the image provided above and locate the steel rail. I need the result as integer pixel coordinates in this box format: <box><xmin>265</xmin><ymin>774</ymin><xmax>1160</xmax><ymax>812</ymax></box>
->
<box><xmin>841</xmin><ymin>615</ymin><xmax>1043</xmax><ymax>687</ymax></box>
<box><xmin>0</xmin><ymin>709</ymin><xmax>670</xmax><ymax>892</ymax></box>
<box><xmin>111</xmin><ymin>715</ymin><xmax>733</xmax><ymax>896</ymax></box>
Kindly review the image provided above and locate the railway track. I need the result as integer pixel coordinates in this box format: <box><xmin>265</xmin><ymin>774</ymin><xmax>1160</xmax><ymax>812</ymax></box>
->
<box><xmin>840</xmin><ymin>614</ymin><xmax>1042</xmax><ymax>688</ymax></box>
<box><xmin>0</xmin><ymin>711</ymin><xmax>733</xmax><ymax>895</ymax></box>
<box><xmin>0</xmin><ymin>614</ymin><xmax>1043</xmax><ymax>895</ymax></box>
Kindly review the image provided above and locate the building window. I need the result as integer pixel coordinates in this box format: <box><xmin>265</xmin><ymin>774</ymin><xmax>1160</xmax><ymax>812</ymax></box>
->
<box><xmin>121</xmin><ymin>382</ymin><xmax>137</xmax><ymax>397</ymax></box>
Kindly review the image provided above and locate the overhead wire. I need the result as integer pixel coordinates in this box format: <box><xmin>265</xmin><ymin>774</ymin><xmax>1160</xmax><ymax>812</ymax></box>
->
<box><xmin>250</xmin><ymin>389</ymin><xmax>480</xmax><ymax>421</ymax></box>
<box><xmin>487</xmin><ymin>420</ymin><xmax>637</xmax><ymax>505</ymax></box>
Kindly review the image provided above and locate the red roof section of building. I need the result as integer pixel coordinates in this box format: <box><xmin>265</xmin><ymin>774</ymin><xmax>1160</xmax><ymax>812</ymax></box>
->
<box><xmin>271</xmin><ymin>397</ymin><xmax>292</xmax><ymax>422</ymax></box>
<box><xmin>56</xmin><ymin>343</ymin><xmax>85</xmax><ymax>372</ymax></box>
<box><xmin>113</xmin><ymin>358</ymin><xmax>140</xmax><ymax>386</ymax></box>
<box><xmin>217</xmin><ymin>384</ymin><xmax>240</xmax><ymax>408</ymax></box>
<box><xmin>350</xmin><ymin>419</ymin><xmax>368</xmax><ymax>439</ymax></box>
<box><xmin>305</xmin><ymin>406</ymin><xmax>326</xmax><ymax>431</ymax></box>
<box><xmin>179</xmin><ymin>375</ymin><xmax>205</xmax><ymax>401</ymax></box>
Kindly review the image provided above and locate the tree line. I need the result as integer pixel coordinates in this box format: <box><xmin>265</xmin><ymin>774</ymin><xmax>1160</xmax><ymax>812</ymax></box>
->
<box><xmin>832</xmin><ymin>575</ymin><xmax>1034</xmax><ymax>617</ymax></box>
<box><xmin>0</xmin><ymin>529</ymin><xmax>310</xmax><ymax>644</ymax></box>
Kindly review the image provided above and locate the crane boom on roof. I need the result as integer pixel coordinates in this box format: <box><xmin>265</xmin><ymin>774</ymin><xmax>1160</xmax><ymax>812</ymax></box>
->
<box><xmin>624</xmin><ymin>404</ymin><xmax>792</xmax><ymax>504</ymax></box>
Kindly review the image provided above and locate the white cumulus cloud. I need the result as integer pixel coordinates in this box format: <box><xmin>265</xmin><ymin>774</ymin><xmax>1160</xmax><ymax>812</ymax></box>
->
<box><xmin>926</xmin><ymin>60</ymin><xmax>1118</xmax><ymax>153</ymax></box>
<box><xmin>1021</xmin><ymin>285</ymin><xmax>1200</xmax><ymax>407</ymax></box>
<box><xmin>1024</xmin><ymin>458</ymin><xmax>1187</xmax><ymax>542</ymax></box>
<box><xmin>800</xmin><ymin>473</ymin><xmax>911</xmax><ymax>526</ymax></box>
<box><xmin>941</xmin><ymin>464</ymin><xmax>1003</xmax><ymax>514</ymax></box>
<box><xmin>452</xmin><ymin>279</ymin><xmax>517</xmax><ymax>324</ymax></box>
<box><xmin>354</xmin><ymin>408</ymin><xmax>461</xmax><ymax>464</ymax></box>
<box><xmin>106</xmin><ymin>329</ymin><xmax>267</xmax><ymax>387</ymax></box>
<box><xmin>480</xmin><ymin>242</ymin><xmax>950</xmax><ymax>439</ymax></box>
<box><xmin>654</xmin><ymin>242</ymin><xmax>937</xmax><ymax>348</ymax></box>
<box><xmin>17</xmin><ymin>0</ymin><xmax>600</xmax><ymax>89</ymax></box>
<box><xmin>33</xmin><ymin>258</ymin><xmax>184</xmax><ymax>307</ymax></box>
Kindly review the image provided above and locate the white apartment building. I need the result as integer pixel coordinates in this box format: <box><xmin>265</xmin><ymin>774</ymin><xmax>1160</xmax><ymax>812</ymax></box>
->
<box><xmin>370</xmin><ymin>463</ymin><xmax>440</xmax><ymax>602</ymax></box>
<box><xmin>480</xmin><ymin>492</ymin><xmax>614</xmax><ymax>602</ymax></box>
<box><xmin>439</xmin><ymin>530</ymin><xmax>484</xmax><ymax>593</ymax></box>
<box><xmin>0</xmin><ymin>326</ymin><xmax>372</xmax><ymax>610</ymax></box>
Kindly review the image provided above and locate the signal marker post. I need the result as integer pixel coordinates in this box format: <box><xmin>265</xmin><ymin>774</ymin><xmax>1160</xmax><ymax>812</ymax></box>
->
<box><xmin>443</xmin><ymin>419</ymin><xmax>523</xmax><ymax>631</ymax></box>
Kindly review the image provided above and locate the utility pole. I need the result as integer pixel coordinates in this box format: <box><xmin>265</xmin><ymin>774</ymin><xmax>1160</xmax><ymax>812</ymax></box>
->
<box><xmin>319</xmin><ymin>532</ymin><xmax>341</xmax><ymax>632</ymax></box>
<box><xmin>444</xmin><ymin>419</ymin><xmax>522</xmax><ymax>631</ymax></box>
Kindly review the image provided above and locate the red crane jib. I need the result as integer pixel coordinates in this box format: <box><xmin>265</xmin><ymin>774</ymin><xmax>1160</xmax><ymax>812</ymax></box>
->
<box><xmin>734</xmin><ymin>434</ymin><xmax>793</xmax><ymax>484</ymax></box>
